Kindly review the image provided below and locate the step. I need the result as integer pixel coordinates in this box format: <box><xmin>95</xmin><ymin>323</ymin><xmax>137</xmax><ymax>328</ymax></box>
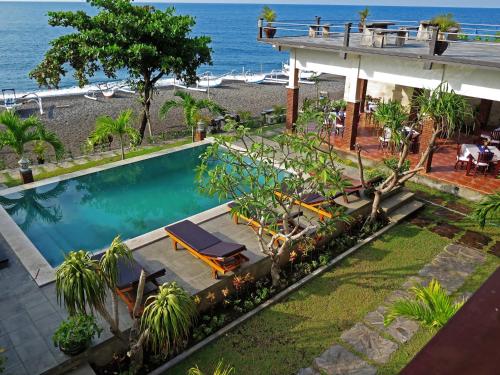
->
<box><xmin>388</xmin><ymin>199</ymin><xmax>424</xmax><ymax>223</ymax></box>
<box><xmin>381</xmin><ymin>191</ymin><xmax>415</xmax><ymax>215</ymax></box>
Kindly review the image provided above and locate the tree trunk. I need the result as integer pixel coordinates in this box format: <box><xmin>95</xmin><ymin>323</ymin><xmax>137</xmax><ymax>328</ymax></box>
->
<box><xmin>119</xmin><ymin>134</ymin><xmax>125</xmax><ymax>160</ymax></box>
<box><xmin>96</xmin><ymin>305</ymin><xmax>127</xmax><ymax>343</ymax></box>
<box><xmin>270</xmin><ymin>253</ymin><xmax>281</xmax><ymax>288</ymax></box>
<box><xmin>139</xmin><ymin>82</ymin><xmax>153</xmax><ymax>141</ymax></box>
<box><xmin>369</xmin><ymin>190</ymin><xmax>383</xmax><ymax>223</ymax></box>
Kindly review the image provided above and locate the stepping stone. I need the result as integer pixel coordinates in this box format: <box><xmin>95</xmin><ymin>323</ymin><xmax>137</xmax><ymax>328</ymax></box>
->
<box><xmin>434</xmin><ymin>208</ymin><xmax>465</xmax><ymax>222</ymax></box>
<box><xmin>488</xmin><ymin>241</ymin><xmax>500</xmax><ymax>258</ymax></box>
<box><xmin>297</xmin><ymin>368</ymin><xmax>319</xmax><ymax>375</ymax></box>
<box><xmin>385</xmin><ymin>317</ymin><xmax>419</xmax><ymax>344</ymax></box>
<box><xmin>402</xmin><ymin>276</ymin><xmax>425</xmax><ymax>290</ymax></box>
<box><xmin>312</xmin><ymin>345</ymin><xmax>377</xmax><ymax>375</ymax></box>
<box><xmin>340</xmin><ymin>323</ymin><xmax>398</xmax><ymax>364</ymax></box>
<box><xmin>72</xmin><ymin>158</ymin><xmax>90</xmax><ymax>165</ymax></box>
<box><xmin>364</xmin><ymin>306</ymin><xmax>419</xmax><ymax>344</ymax></box>
<box><xmin>457</xmin><ymin>230</ymin><xmax>492</xmax><ymax>250</ymax></box>
<box><xmin>429</xmin><ymin>222</ymin><xmax>461</xmax><ymax>239</ymax></box>
<box><xmin>444</xmin><ymin>201</ymin><xmax>472</xmax><ymax>215</ymax></box>
<box><xmin>57</xmin><ymin>161</ymin><xmax>76</xmax><ymax>169</ymax></box>
<box><xmin>385</xmin><ymin>289</ymin><xmax>411</xmax><ymax>304</ymax></box>
<box><xmin>408</xmin><ymin>216</ymin><xmax>433</xmax><ymax>228</ymax></box>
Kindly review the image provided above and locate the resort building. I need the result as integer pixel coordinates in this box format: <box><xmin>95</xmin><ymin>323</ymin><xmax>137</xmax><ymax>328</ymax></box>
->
<box><xmin>259</xmin><ymin>20</ymin><xmax>500</xmax><ymax>198</ymax></box>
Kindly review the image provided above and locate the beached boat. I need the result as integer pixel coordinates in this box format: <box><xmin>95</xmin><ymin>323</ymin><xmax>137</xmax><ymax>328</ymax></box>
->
<box><xmin>197</xmin><ymin>73</ymin><xmax>223</xmax><ymax>88</ymax></box>
<box><xmin>244</xmin><ymin>72</ymin><xmax>267</xmax><ymax>84</ymax></box>
<box><xmin>2</xmin><ymin>88</ymin><xmax>44</xmax><ymax>114</ymax></box>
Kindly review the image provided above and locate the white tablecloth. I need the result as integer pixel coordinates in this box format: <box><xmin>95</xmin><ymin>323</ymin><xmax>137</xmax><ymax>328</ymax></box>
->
<box><xmin>462</xmin><ymin>144</ymin><xmax>500</xmax><ymax>162</ymax></box>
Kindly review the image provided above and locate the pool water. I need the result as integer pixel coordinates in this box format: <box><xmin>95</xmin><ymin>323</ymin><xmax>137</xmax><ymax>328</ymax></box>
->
<box><xmin>0</xmin><ymin>145</ymin><xmax>227</xmax><ymax>266</ymax></box>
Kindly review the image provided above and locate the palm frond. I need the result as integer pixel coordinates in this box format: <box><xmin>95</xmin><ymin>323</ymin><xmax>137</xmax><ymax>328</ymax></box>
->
<box><xmin>99</xmin><ymin>236</ymin><xmax>133</xmax><ymax>289</ymax></box>
<box><xmin>472</xmin><ymin>191</ymin><xmax>500</xmax><ymax>228</ymax></box>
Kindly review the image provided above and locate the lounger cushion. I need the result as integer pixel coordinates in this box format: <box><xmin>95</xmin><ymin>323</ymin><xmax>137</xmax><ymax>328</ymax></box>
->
<box><xmin>202</xmin><ymin>241</ymin><xmax>246</xmax><ymax>259</ymax></box>
<box><xmin>166</xmin><ymin>220</ymin><xmax>221</xmax><ymax>251</ymax></box>
<box><xmin>166</xmin><ymin>220</ymin><xmax>246</xmax><ymax>258</ymax></box>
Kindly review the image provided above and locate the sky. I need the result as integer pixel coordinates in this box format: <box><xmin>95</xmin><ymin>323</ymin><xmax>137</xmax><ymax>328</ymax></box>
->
<box><xmin>0</xmin><ymin>0</ymin><xmax>498</xmax><ymax>7</ymax></box>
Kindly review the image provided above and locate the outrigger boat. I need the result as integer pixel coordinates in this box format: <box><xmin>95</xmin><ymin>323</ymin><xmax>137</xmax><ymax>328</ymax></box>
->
<box><xmin>84</xmin><ymin>83</ymin><xmax>135</xmax><ymax>101</ymax></box>
<box><xmin>1</xmin><ymin>89</ymin><xmax>44</xmax><ymax>114</ymax></box>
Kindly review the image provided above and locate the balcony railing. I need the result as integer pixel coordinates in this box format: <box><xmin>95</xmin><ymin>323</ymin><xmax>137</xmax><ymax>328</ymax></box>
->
<box><xmin>257</xmin><ymin>18</ymin><xmax>500</xmax><ymax>59</ymax></box>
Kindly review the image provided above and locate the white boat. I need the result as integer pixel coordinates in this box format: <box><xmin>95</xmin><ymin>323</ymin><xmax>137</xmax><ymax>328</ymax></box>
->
<box><xmin>244</xmin><ymin>72</ymin><xmax>267</xmax><ymax>84</ymax></box>
<box><xmin>197</xmin><ymin>72</ymin><xmax>223</xmax><ymax>88</ymax></box>
<box><xmin>2</xmin><ymin>89</ymin><xmax>44</xmax><ymax>114</ymax></box>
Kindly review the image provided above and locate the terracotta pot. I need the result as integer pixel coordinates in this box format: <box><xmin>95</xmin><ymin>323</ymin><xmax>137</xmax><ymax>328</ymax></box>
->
<box><xmin>264</xmin><ymin>26</ymin><xmax>277</xmax><ymax>38</ymax></box>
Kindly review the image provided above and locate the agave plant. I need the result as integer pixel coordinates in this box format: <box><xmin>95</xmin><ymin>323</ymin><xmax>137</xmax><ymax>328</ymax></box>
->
<box><xmin>260</xmin><ymin>6</ymin><xmax>276</xmax><ymax>23</ymax></box>
<box><xmin>384</xmin><ymin>279</ymin><xmax>464</xmax><ymax>329</ymax></box>
<box><xmin>141</xmin><ymin>282</ymin><xmax>197</xmax><ymax>355</ymax></box>
<box><xmin>430</xmin><ymin>13</ymin><xmax>460</xmax><ymax>32</ymax></box>
<box><xmin>472</xmin><ymin>191</ymin><xmax>500</xmax><ymax>228</ymax></box>
<box><xmin>188</xmin><ymin>360</ymin><xmax>235</xmax><ymax>375</ymax></box>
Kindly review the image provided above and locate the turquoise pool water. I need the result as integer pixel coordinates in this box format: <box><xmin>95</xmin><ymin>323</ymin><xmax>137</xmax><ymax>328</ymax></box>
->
<box><xmin>0</xmin><ymin>145</ymin><xmax>227</xmax><ymax>266</ymax></box>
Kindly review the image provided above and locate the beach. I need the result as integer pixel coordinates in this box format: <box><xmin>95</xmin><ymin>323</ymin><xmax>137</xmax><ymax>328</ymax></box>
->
<box><xmin>0</xmin><ymin>76</ymin><xmax>344</xmax><ymax>167</ymax></box>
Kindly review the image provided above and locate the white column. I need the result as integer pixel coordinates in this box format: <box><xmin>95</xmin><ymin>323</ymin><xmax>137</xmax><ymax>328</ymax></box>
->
<box><xmin>287</xmin><ymin>49</ymin><xmax>299</xmax><ymax>89</ymax></box>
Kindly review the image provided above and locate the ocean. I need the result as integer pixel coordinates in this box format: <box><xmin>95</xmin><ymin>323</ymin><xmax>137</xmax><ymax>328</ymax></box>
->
<box><xmin>0</xmin><ymin>2</ymin><xmax>499</xmax><ymax>93</ymax></box>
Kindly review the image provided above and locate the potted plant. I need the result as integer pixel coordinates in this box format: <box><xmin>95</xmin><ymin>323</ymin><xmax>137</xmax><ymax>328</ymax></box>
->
<box><xmin>430</xmin><ymin>13</ymin><xmax>460</xmax><ymax>55</ymax></box>
<box><xmin>260</xmin><ymin>6</ymin><xmax>277</xmax><ymax>39</ymax></box>
<box><xmin>33</xmin><ymin>140</ymin><xmax>47</xmax><ymax>165</ymax></box>
<box><xmin>53</xmin><ymin>314</ymin><xmax>102</xmax><ymax>356</ymax></box>
<box><xmin>358</xmin><ymin>7</ymin><xmax>370</xmax><ymax>33</ymax></box>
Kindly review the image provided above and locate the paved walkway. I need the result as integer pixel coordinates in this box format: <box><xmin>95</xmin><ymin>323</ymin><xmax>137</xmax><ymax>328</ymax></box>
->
<box><xmin>297</xmin><ymin>243</ymin><xmax>486</xmax><ymax>375</ymax></box>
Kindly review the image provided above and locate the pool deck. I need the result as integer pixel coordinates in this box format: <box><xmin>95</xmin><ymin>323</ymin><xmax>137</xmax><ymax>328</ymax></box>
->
<box><xmin>0</xmin><ymin>192</ymin><xmax>370</xmax><ymax>374</ymax></box>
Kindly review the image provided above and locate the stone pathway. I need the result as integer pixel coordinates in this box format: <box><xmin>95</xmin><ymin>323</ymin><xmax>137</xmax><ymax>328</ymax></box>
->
<box><xmin>297</xmin><ymin>243</ymin><xmax>486</xmax><ymax>375</ymax></box>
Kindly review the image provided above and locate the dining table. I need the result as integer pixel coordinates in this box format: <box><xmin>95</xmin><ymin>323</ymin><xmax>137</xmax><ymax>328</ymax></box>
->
<box><xmin>461</xmin><ymin>144</ymin><xmax>500</xmax><ymax>162</ymax></box>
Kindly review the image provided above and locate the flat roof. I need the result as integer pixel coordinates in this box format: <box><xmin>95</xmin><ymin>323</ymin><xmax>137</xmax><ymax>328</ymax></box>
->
<box><xmin>261</xmin><ymin>34</ymin><xmax>500</xmax><ymax>71</ymax></box>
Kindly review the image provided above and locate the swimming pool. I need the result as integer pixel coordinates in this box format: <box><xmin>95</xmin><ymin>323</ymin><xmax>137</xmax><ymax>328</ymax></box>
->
<box><xmin>0</xmin><ymin>144</ymin><xmax>227</xmax><ymax>266</ymax></box>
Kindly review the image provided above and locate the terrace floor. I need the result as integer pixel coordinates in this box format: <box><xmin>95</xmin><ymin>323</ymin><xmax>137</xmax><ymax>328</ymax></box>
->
<box><xmin>0</xmin><ymin>193</ymin><xmax>370</xmax><ymax>374</ymax></box>
<box><xmin>330</xmin><ymin>124</ymin><xmax>500</xmax><ymax>195</ymax></box>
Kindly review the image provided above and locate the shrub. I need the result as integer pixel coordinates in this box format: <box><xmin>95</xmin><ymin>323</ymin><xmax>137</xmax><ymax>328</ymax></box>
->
<box><xmin>52</xmin><ymin>314</ymin><xmax>102</xmax><ymax>354</ymax></box>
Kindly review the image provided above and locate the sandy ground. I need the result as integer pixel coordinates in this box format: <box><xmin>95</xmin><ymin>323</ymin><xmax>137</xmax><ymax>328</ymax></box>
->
<box><xmin>0</xmin><ymin>76</ymin><xmax>344</xmax><ymax>167</ymax></box>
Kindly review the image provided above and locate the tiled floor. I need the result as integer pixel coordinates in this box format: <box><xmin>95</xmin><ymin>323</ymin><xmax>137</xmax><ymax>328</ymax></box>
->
<box><xmin>330</xmin><ymin>124</ymin><xmax>500</xmax><ymax>195</ymax></box>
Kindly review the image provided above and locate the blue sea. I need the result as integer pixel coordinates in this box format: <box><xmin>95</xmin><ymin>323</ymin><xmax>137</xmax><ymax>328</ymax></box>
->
<box><xmin>0</xmin><ymin>2</ymin><xmax>499</xmax><ymax>92</ymax></box>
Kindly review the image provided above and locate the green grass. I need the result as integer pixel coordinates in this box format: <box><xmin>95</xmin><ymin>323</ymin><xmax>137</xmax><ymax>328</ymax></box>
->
<box><xmin>3</xmin><ymin>138</ymin><xmax>190</xmax><ymax>187</ymax></box>
<box><xmin>170</xmin><ymin>222</ymin><xmax>451</xmax><ymax>374</ymax></box>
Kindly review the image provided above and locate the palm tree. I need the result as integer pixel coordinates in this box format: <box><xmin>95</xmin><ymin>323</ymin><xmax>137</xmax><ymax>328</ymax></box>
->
<box><xmin>472</xmin><ymin>191</ymin><xmax>500</xmax><ymax>228</ymax></box>
<box><xmin>160</xmin><ymin>91</ymin><xmax>225</xmax><ymax>142</ymax></box>
<box><xmin>384</xmin><ymin>279</ymin><xmax>464</xmax><ymax>329</ymax></box>
<box><xmin>0</xmin><ymin>111</ymin><xmax>64</xmax><ymax>182</ymax></box>
<box><xmin>87</xmin><ymin>109</ymin><xmax>140</xmax><ymax>160</ymax></box>
<box><xmin>141</xmin><ymin>282</ymin><xmax>197</xmax><ymax>355</ymax></box>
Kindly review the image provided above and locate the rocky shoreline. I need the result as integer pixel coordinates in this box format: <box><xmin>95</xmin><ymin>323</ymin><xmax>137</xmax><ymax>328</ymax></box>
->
<box><xmin>0</xmin><ymin>76</ymin><xmax>344</xmax><ymax>167</ymax></box>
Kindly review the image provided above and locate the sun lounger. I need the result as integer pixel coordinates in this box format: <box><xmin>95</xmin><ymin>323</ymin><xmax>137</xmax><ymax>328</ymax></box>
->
<box><xmin>228</xmin><ymin>202</ymin><xmax>304</xmax><ymax>243</ymax></box>
<box><xmin>92</xmin><ymin>253</ymin><xmax>165</xmax><ymax>315</ymax></box>
<box><xmin>164</xmin><ymin>220</ymin><xmax>249</xmax><ymax>279</ymax></box>
<box><xmin>343</xmin><ymin>176</ymin><xmax>384</xmax><ymax>203</ymax></box>
<box><xmin>275</xmin><ymin>185</ymin><xmax>344</xmax><ymax>220</ymax></box>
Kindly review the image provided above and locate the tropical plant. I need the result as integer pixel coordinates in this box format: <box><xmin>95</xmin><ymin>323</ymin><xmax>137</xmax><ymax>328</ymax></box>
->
<box><xmin>30</xmin><ymin>0</ymin><xmax>212</xmax><ymax>140</ymax></box>
<box><xmin>356</xmin><ymin>83</ymin><xmax>473</xmax><ymax>223</ymax></box>
<box><xmin>260</xmin><ymin>6</ymin><xmax>276</xmax><ymax>23</ymax></box>
<box><xmin>188</xmin><ymin>359</ymin><xmax>235</xmax><ymax>375</ymax></box>
<box><xmin>160</xmin><ymin>91</ymin><xmax>225</xmax><ymax>142</ymax></box>
<box><xmin>33</xmin><ymin>140</ymin><xmax>47</xmax><ymax>163</ymax></box>
<box><xmin>87</xmin><ymin>110</ymin><xmax>140</xmax><ymax>160</ymax></box>
<box><xmin>430</xmin><ymin>13</ymin><xmax>460</xmax><ymax>32</ymax></box>
<box><xmin>198</xmin><ymin>119</ymin><xmax>348</xmax><ymax>287</ymax></box>
<box><xmin>472</xmin><ymin>191</ymin><xmax>500</xmax><ymax>228</ymax></box>
<box><xmin>0</xmin><ymin>111</ymin><xmax>64</xmax><ymax>179</ymax></box>
<box><xmin>358</xmin><ymin>7</ymin><xmax>370</xmax><ymax>25</ymax></box>
<box><xmin>141</xmin><ymin>282</ymin><xmax>197</xmax><ymax>355</ymax></box>
<box><xmin>53</xmin><ymin>314</ymin><xmax>102</xmax><ymax>355</ymax></box>
<box><xmin>384</xmin><ymin>279</ymin><xmax>464</xmax><ymax>329</ymax></box>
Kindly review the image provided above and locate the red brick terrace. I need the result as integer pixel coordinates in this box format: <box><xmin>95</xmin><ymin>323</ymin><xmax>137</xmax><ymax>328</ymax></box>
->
<box><xmin>330</xmin><ymin>115</ymin><xmax>500</xmax><ymax>195</ymax></box>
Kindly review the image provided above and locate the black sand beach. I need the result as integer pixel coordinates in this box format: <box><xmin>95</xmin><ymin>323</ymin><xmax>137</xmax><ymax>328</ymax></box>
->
<box><xmin>0</xmin><ymin>76</ymin><xmax>344</xmax><ymax>167</ymax></box>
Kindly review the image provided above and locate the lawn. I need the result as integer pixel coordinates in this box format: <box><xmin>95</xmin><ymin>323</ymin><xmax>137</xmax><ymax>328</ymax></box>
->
<box><xmin>1</xmin><ymin>138</ymin><xmax>190</xmax><ymax>187</ymax></box>
<box><xmin>171</xmin><ymin>210</ymin><xmax>477</xmax><ymax>374</ymax></box>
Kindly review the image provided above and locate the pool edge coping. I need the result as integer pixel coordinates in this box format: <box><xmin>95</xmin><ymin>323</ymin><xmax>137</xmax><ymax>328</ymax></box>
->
<box><xmin>0</xmin><ymin>139</ymin><xmax>219</xmax><ymax>287</ymax></box>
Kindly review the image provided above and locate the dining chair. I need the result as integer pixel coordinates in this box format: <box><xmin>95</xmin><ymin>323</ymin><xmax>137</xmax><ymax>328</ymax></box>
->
<box><xmin>466</xmin><ymin>151</ymin><xmax>494</xmax><ymax>176</ymax></box>
<box><xmin>454</xmin><ymin>144</ymin><xmax>469</xmax><ymax>170</ymax></box>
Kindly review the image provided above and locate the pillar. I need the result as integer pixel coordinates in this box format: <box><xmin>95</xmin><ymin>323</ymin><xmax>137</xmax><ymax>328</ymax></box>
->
<box><xmin>357</xmin><ymin>78</ymin><xmax>368</xmax><ymax>113</ymax></box>
<box><xmin>341</xmin><ymin>101</ymin><xmax>361</xmax><ymax>150</ymax></box>
<box><xmin>474</xmin><ymin>99</ymin><xmax>492</xmax><ymax>135</ymax></box>
<box><xmin>419</xmin><ymin>118</ymin><xmax>435</xmax><ymax>173</ymax></box>
<box><xmin>286</xmin><ymin>52</ymin><xmax>300</xmax><ymax>132</ymax></box>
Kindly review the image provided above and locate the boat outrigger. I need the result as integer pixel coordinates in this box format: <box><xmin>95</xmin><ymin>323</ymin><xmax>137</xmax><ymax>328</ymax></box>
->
<box><xmin>1</xmin><ymin>89</ymin><xmax>44</xmax><ymax>114</ymax></box>
<box><xmin>84</xmin><ymin>83</ymin><xmax>135</xmax><ymax>101</ymax></box>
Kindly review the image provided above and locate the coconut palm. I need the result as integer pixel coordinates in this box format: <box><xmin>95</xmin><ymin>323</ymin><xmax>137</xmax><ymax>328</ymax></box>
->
<box><xmin>384</xmin><ymin>279</ymin><xmax>464</xmax><ymax>329</ymax></box>
<box><xmin>0</xmin><ymin>111</ymin><xmax>64</xmax><ymax>179</ymax></box>
<box><xmin>87</xmin><ymin>109</ymin><xmax>140</xmax><ymax>160</ymax></box>
<box><xmin>188</xmin><ymin>360</ymin><xmax>235</xmax><ymax>375</ymax></box>
<box><xmin>472</xmin><ymin>191</ymin><xmax>500</xmax><ymax>228</ymax></box>
<box><xmin>141</xmin><ymin>282</ymin><xmax>197</xmax><ymax>355</ymax></box>
<box><xmin>160</xmin><ymin>91</ymin><xmax>225</xmax><ymax>142</ymax></box>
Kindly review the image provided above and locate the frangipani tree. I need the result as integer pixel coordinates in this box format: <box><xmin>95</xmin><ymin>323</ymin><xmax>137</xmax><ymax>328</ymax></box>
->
<box><xmin>198</xmin><ymin>121</ymin><xmax>348</xmax><ymax>287</ymax></box>
<box><xmin>56</xmin><ymin>236</ymin><xmax>197</xmax><ymax>372</ymax></box>
<box><xmin>356</xmin><ymin>84</ymin><xmax>472</xmax><ymax>223</ymax></box>
<box><xmin>87</xmin><ymin>110</ymin><xmax>140</xmax><ymax>160</ymax></box>
<box><xmin>0</xmin><ymin>111</ymin><xmax>64</xmax><ymax>183</ymax></box>
<box><xmin>160</xmin><ymin>91</ymin><xmax>225</xmax><ymax>142</ymax></box>
<box><xmin>30</xmin><ymin>0</ymin><xmax>212</xmax><ymax>139</ymax></box>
